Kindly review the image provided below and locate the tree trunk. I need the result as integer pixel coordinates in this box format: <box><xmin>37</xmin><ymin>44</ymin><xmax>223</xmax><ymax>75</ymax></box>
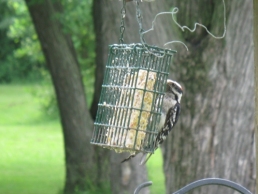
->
<box><xmin>25</xmin><ymin>1</ymin><xmax>95</xmax><ymax>193</ymax></box>
<box><xmin>163</xmin><ymin>0</ymin><xmax>255</xmax><ymax>193</ymax></box>
<box><xmin>110</xmin><ymin>152</ymin><xmax>149</xmax><ymax>194</ymax></box>
<box><xmin>91</xmin><ymin>1</ymin><xmax>177</xmax><ymax>193</ymax></box>
<box><xmin>253</xmin><ymin>0</ymin><xmax>258</xmax><ymax>193</ymax></box>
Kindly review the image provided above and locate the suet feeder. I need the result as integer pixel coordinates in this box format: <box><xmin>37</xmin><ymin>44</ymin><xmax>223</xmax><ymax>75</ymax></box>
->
<box><xmin>90</xmin><ymin>0</ymin><xmax>176</xmax><ymax>155</ymax></box>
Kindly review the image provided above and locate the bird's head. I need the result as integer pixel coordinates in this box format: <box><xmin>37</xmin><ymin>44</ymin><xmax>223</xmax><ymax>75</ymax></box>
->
<box><xmin>166</xmin><ymin>79</ymin><xmax>183</xmax><ymax>102</ymax></box>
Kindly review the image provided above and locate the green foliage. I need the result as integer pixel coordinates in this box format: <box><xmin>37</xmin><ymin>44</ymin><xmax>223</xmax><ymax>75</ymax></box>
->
<box><xmin>0</xmin><ymin>0</ymin><xmax>45</xmax><ymax>83</ymax></box>
<box><xmin>1</xmin><ymin>0</ymin><xmax>95</xmax><ymax>118</ymax></box>
<box><xmin>60</xmin><ymin>0</ymin><xmax>96</xmax><ymax>72</ymax></box>
<box><xmin>1</xmin><ymin>0</ymin><xmax>95</xmax><ymax>119</ymax></box>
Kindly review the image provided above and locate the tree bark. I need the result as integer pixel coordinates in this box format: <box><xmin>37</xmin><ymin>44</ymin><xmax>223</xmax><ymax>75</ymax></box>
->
<box><xmin>253</xmin><ymin>0</ymin><xmax>258</xmax><ymax>193</ymax></box>
<box><xmin>110</xmin><ymin>152</ymin><xmax>149</xmax><ymax>194</ymax></box>
<box><xmin>25</xmin><ymin>1</ymin><xmax>95</xmax><ymax>193</ymax></box>
<box><xmin>163</xmin><ymin>0</ymin><xmax>255</xmax><ymax>193</ymax></box>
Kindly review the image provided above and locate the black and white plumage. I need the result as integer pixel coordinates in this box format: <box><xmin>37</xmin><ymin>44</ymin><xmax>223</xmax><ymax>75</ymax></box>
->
<box><xmin>155</xmin><ymin>79</ymin><xmax>182</xmax><ymax>145</ymax></box>
<box><xmin>121</xmin><ymin>79</ymin><xmax>183</xmax><ymax>164</ymax></box>
<box><xmin>140</xmin><ymin>79</ymin><xmax>183</xmax><ymax>164</ymax></box>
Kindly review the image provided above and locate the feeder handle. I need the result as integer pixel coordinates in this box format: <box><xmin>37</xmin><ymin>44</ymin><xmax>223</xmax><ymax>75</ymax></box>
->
<box><xmin>122</xmin><ymin>0</ymin><xmax>165</xmax><ymax>58</ymax></box>
<box><xmin>119</xmin><ymin>0</ymin><xmax>127</xmax><ymax>44</ymax></box>
<box><xmin>120</xmin><ymin>0</ymin><xmax>147</xmax><ymax>45</ymax></box>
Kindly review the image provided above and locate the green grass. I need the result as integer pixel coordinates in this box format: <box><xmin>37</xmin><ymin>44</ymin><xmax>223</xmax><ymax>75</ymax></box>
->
<box><xmin>147</xmin><ymin>149</ymin><xmax>166</xmax><ymax>194</ymax></box>
<box><xmin>0</xmin><ymin>84</ymin><xmax>165</xmax><ymax>194</ymax></box>
<box><xmin>0</xmin><ymin>85</ymin><xmax>64</xmax><ymax>194</ymax></box>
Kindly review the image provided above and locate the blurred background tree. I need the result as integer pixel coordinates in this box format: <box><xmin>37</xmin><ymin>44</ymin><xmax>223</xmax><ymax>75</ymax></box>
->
<box><xmin>24</xmin><ymin>0</ymin><xmax>98</xmax><ymax>193</ymax></box>
<box><xmin>163</xmin><ymin>1</ymin><xmax>255</xmax><ymax>194</ymax></box>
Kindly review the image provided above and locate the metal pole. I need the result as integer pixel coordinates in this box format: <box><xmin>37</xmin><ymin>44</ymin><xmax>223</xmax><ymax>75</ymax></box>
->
<box><xmin>134</xmin><ymin>179</ymin><xmax>252</xmax><ymax>194</ymax></box>
<box><xmin>134</xmin><ymin>181</ymin><xmax>152</xmax><ymax>194</ymax></box>
<box><xmin>253</xmin><ymin>0</ymin><xmax>258</xmax><ymax>193</ymax></box>
<box><xmin>172</xmin><ymin>178</ymin><xmax>252</xmax><ymax>194</ymax></box>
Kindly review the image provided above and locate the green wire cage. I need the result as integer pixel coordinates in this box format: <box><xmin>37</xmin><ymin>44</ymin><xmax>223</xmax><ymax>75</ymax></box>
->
<box><xmin>90</xmin><ymin>0</ymin><xmax>176</xmax><ymax>155</ymax></box>
<box><xmin>91</xmin><ymin>44</ymin><xmax>176</xmax><ymax>154</ymax></box>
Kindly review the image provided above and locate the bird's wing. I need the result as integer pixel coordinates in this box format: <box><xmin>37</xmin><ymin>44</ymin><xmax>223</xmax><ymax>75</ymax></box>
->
<box><xmin>155</xmin><ymin>102</ymin><xmax>180</xmax><ymax>146</ymax></box>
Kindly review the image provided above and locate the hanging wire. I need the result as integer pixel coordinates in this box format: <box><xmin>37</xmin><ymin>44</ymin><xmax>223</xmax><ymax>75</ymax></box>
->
<box><xmin>172</xmin><ymin>0</ymin><xmax>226</xmax><ymax>39</ymax></box>
<box><xmin>136</xmin><ymin>0</ymin><xmax>146</xmax><ymax>44</ymax></box>
<box><xmin>141</xmin><ymin>0</ymin><xmax>226</xmax><ymax>51</ymax></box>
<box><xmin>135</xmin><ymin>0</ymin><xmax>167</xmax><ymax>58</ymax></box>
<box><xmin>135</xmin><ymin>0</ymin><xmax>226</xmax><ymax>57</ymax></box>
<box><xmin>119</xmin><ymin>0</ymin><xmax>127</xmax><ymax>44</ymax></box>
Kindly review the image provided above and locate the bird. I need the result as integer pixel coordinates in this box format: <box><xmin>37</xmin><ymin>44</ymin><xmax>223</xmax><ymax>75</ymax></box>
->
<box><xmin>121</xmin><ymin>79</ymin><xmax>183</xmax><ymax>164</ymax></box>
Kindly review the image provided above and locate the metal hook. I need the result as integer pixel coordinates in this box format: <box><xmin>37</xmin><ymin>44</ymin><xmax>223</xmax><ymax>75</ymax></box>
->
<box><xmin>134</xmin><ymin>181</ymin><xmax>153</xmax><ymax>194</ymax></box>
<box><xmin>172</xmin><ymin>178</ymin><xmax>252</xmax><ymax>194</ymax></box>
<box><xmin>133</xmin><ymin>179</ymin><xmax>252</xmax><ymax>194</ymax></box>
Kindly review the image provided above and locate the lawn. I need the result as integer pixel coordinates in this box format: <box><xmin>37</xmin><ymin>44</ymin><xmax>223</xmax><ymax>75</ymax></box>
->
<box><xmin>0</xmin><ymin>84</ymin><xmax>165</xmax><ymax>194</ymax></box>
<box><xmin>0</xmin><ymin>85</ymin><xmax>64</xmax><ymax>194</ymax></box>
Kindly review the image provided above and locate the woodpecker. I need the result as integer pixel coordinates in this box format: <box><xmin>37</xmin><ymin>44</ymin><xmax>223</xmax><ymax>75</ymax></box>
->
<box><xmin>121</xmin><ymin>79</ymin><xmax>183</xmax><ymax>164</ymax></box>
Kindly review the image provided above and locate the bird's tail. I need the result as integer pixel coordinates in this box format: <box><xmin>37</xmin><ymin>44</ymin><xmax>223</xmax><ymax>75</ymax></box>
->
<box><xmin>140</xmin><ymin>152</ymin><xmax>153</xmax><ymax>165</ymax></box>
